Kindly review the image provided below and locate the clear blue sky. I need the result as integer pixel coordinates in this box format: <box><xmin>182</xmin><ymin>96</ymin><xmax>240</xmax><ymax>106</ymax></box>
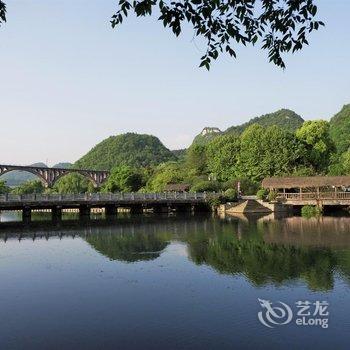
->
<box><xmin>1</xmin><ymin>0</ymin><xmax>349</xmax><ymax>165</ymax></box>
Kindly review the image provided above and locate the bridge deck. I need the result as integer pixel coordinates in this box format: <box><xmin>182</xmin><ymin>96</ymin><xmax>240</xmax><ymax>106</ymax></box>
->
<box><xmin>0</xmin><ymin>192</ymin><xmax>211</xmax><ymax>210</ymax></box>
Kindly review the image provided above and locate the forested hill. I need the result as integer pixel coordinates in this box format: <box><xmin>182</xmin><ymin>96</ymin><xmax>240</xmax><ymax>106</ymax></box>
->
<box><xmin>191</xmin><ymin>109</ymin><xmax>304</xmax><ymax>146</ymax></box>
<box><xmin>75</xmin><ymin>133</ymin><xmax>176</xmax><ymax>170</ymax></box>
<box><xmin>226</xmin><ymin>109</ymin><xmax>304</xmax><ymax>134</ymax></box>
<box><xmin>329</xmin><ymin>104</ymin><xmax>350</xmax><ymax>153</ymax></box>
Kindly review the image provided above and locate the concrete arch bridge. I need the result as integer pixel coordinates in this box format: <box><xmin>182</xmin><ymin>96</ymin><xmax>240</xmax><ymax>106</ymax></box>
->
<box><xmin>0</xmin><ymin>164</ymin><xmax>109</xmax><ymax>188</ymax></box>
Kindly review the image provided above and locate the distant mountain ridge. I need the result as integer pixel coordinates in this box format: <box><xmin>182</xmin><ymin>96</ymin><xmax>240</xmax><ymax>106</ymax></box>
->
<box><xmin>191</xmin><ymin>109</ymin><xmax>304</xmax><ymax>146</ymax></box>
<box><xmin>225</xmin><ymin>109</ymin><xmax>304</xmax><ymax>134</ymax></box>
<box><xmin>54</xmin><ymin>162</ymin><xmax>73</xmax><ymax>169</ymax></box>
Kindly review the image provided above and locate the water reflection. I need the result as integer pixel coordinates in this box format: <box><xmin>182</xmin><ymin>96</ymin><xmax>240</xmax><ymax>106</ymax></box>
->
<box><xmin>1</xmin><ymin>213</ymin><xmax>350</xmax><ymax>292</ymax></box>
<box><xmin>187</xmin><ymin>226</ymin><xmax>338</xmax><ymax>291</ymax></box>
<box><xmin>85</xmin><ymin>231</ymin><xmax>171</xmax><ymax>263</ymax></box>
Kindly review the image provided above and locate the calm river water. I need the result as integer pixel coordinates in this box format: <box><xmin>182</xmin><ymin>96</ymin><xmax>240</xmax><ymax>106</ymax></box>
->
<box><xmin>0</xmin><ymin>212</ymin><xmax>349</xmax><ymax>349</ymax></box>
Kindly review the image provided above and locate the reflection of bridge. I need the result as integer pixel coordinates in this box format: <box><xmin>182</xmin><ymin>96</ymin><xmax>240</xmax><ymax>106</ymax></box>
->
<box><xmin>0</xmin><ymin>164</ymin><xmax>109</xmax><ymax>188</ymax></box>
<box><xmin>0</xmin><ymin>192</ymin><xmax>212</xmax><ymax>222</ymax></box>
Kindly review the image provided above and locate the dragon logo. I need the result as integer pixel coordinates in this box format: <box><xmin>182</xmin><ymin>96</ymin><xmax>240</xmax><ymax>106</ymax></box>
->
<box><xmin>258</xmin><ymin>298</ymin><xmax>293</xmax><ymax>328</ymax></box>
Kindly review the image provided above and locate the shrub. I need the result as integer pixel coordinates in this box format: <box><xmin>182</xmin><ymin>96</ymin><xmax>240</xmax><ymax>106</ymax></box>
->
<box><xmin>0</xmin><ymin>180</ymin><xmax>10</xmax><ymax>194</ymax></box>
<box><xmin>224</xmin><ymin>188</ymin><xmax>238</xmax><ymax>202</ymax></box>
<box><xmin>221</xmin><ymin>179</ymin><xmax>239</xmax><ymax>191</ymax></box>
<box><xmin>11</xmin><ymin>180</ymin><xmax>45</xmax><ymax>195</ymax></box>
<box><xmin>207</xmin><ymin>197</ymin><xmax>222</xmax><ymax>208</ymax></box>
<box><xmin>301</xmin><ymin>205</ymin><xmax>323</xmax><ymax>218</ymax></box>
<box><xmin>239</xmin><ymin>178</ymin><xmax>260</xmax><ymax>195</ymax></box>
<box><xmin>190</xmin><ymin>180</ymin><xmax>221</xmax><ymax>193</ymax></box>
<box><xmin>256</xmin><ymin>188</ymin><xmax>268</xmax><ymax>200</ymax></box>
<box><xmin>267</xmin><ymin>190</ymin><xmax>278</xmax><ymax>202</ymax></box>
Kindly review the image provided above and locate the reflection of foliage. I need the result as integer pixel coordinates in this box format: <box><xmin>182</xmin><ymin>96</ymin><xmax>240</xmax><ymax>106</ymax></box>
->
<box><xmin>85</xmin><ymin>232</ymin><xmax>170</xmax><ymax>263</ymax></box>
<box><xmin>336</xmin><ymin>250</ymin><xmax>350</xmax><ymax>284</ymax></box>
<box><xmin>301</xmin><ymin>205</ymin><xmax>323</xmax><ymax>218</ymax></box>
<box><xmin>79</xmin><ymin>216</ymin><xmax>350</xmax><ymax>292</ymax></box>
<box><xmin>187</xmin><ymin>228</ymin><xmax>336</xmax><ymax>291</ymax></box>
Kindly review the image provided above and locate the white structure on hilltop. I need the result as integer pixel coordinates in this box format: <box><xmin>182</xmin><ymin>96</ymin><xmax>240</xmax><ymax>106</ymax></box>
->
<box><xmin>200</xmin><ymin>127</ymin><xmax>222</xmax><ymax>136</ymax></box>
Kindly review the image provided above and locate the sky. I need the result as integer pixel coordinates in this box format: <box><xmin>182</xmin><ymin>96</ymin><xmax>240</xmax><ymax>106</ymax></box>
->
<box><xmin>1</xmin><ymin>0</ymin><xmax>349</xmax><ymax>166</ymax></box>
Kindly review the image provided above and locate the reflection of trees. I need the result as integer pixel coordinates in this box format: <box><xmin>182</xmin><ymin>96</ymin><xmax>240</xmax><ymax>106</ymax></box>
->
<box><xmin>85</xmin><ymin>232</ymin><xmax>170</xmax><ymax>263</ymax></box>
<box><xmin>35</xmin><ymin>213</ymin><xmax>350</xmax><ymax>291</ymax></box>
<box><xmin>336</xmin><ymin>250</ymin><xmax>350</xmax><ymax>285</ymax></box>
<box><xmin>186</xmin><ymin>225</ymin><xmax>342</xmax><ymax>291</ymax></box>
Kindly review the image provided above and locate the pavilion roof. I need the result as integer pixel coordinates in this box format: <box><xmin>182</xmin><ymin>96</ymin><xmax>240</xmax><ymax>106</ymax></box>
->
<box><xmin>262</xmin><ymin>176</ymin><xmax>350</xmax><ymax>189</ymax></box>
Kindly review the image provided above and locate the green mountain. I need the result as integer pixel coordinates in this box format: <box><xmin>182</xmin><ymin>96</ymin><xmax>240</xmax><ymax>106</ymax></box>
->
<box><xmin>329</xmin><ymin>104</ymin><xmax>350</xmax><ymax>153</ymax></box>
<box><xmin>226</xmin><ymin>109</ymin><xmax>304</xmax><ymax>134</ymax></box>
<box><xmin>75</xmin><ymin>133</ymin><xmax>176</xmax><ymax>170</ymax></box>
<box><xmin>171</xmin><ymin>149</ymin><xmax>187</xmax><ymax>160</ymax></box>
<box><xmin>54</xmin><ymin>162</ymin><xmax>72</xmax><ymax>169</ymax></box>
<box><xmin>191</xmin><ymin>109</ymin><xmax>304</xmax><ymax>146</ymax></box>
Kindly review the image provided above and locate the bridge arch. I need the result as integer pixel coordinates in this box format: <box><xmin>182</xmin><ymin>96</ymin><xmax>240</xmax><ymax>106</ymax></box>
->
<box><xmin>0</xmin><ymin>165</ymin><xmax>109</xmax><ymax>188</ymax></box>
<box><xmin>50</xmin><ymin>171</ymin><xmax>99</xmax><ymax>188</ymax></box>
<box><xmin>0</xmin><ymin>168</ymin><xmax>49</xmax><ymax>187</ymax></box>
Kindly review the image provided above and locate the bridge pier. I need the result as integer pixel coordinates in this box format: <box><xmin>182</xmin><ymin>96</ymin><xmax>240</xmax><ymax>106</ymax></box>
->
<box><xmin>174</xmin><ymin>204</ymin><xmax>192</xmax><ymax>213</ymax></box>
<box><xmin>130</xmin><ymin>205</ymin><xmax>143</xmax><ymax>214</ymax></box>
<box><xmin>192</xmin><ymin>203</ymin><xmax>211</xmax><ymax>212</ymax></box>
<box><xmin>52</xmin><ymin>207</ymin><xmax>62</xmax><ymax>222</ymax></box>
<box><xmin>316</xmin><ymin>201</ymin><xmax>324</xmax><ymax>211</ymax></box>
<box><xmin>22</xmin><ymin>207</ymin><xmax>31</xmax><ymax>224</ymax></box>
<box><xmin>153</xmin><ymin>205</ymin><xmax>169</xmax><ymax>213</ymax></box>
<box><xmin>79</xmin><ymin>205</ymin><xmax>91</xmax><ymax>219</ymax></box>
<box><xmin>105</xmin><ymin>205</ymin><xmax>117</xmax><ymax>218</ymax></box>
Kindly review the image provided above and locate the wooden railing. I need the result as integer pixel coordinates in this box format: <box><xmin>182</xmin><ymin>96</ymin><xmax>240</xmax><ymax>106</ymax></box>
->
<box><xmin>0</xmin><ymin>192</ymin><xmax>211</xmax><ymax>203</ymax></box>
<box><xmin>277</xmin><ymin>192</ymin><xmax>350</xmax><ymax>201</ymax></box>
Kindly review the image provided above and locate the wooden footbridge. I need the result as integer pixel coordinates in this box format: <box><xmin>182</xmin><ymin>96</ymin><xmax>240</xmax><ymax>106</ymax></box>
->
<box><xmin>0</xmin><ymin>192</ymin><xmax>213</xmax><ymax>222</ymax></box>
<box><xmin>262</xmin><ymin>176</ymin><xmax>350</xmax><ymax>207</ymax></box>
